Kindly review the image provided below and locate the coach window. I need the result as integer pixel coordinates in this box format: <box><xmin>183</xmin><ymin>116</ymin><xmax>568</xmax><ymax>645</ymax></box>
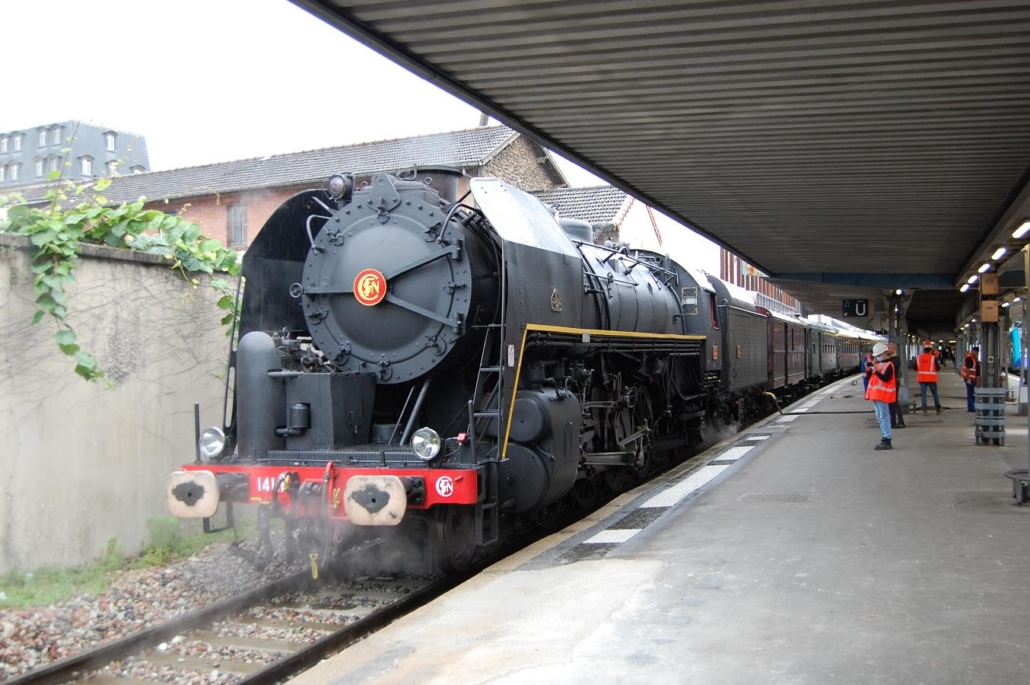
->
<box><xmin>681</xmin><ymin>286</ymin><xmax>698</xmax><ymax>315</ymax></box>
<box><xmin>709</xmin><ymin>293</ymin><xmax>719</xmax><ymax>329</ymax></box>
<box><xmin>228</xmin><ymin>205</ymin><xmax>247</xmax><ymax>246</ymax></box>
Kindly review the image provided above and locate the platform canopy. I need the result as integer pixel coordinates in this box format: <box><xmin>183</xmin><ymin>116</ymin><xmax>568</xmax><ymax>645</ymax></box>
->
<box><xmin>292</xmin><ymin>0</ymin><xmax>1030</xmax><ymax>335</ymax></box>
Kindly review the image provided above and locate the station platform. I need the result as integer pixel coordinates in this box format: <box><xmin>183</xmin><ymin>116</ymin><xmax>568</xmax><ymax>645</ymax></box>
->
<box><xmin>293</xmin><ymin>370</ymin><xmax>1030</xmax><ymax>685</ymax></box>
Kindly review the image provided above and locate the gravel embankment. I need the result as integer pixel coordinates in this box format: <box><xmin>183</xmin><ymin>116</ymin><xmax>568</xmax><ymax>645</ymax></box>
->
<box><xmin>0</xmin><ymin>539</ymin><xmax>301</xmax><ymax>680</ymax></box>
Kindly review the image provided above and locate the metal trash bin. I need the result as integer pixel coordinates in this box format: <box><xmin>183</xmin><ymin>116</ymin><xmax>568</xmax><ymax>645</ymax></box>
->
<box><xmin>974</xmin><ymin>387</ymin><xmax>1006</xmax><ymax>446</ymax></box>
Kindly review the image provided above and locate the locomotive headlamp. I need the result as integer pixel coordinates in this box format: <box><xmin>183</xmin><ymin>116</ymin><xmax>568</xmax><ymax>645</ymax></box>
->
<box><xmin>327</xmin><ymin>174</ymin><xmax>353</xmax><ymax>200</ymax></box>
<box><xmin>411</xmin><ymin>427</ymin><xmax>441</xmax><ymax>461</ymax></box>
<box><xmin>199</xmin><ymin>427</ymin><xmax>226</xmax><ymax>460</ymax></box>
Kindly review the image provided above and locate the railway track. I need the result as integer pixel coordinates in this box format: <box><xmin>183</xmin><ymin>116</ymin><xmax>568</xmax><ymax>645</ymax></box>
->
<box><xmin>7</xmin><ymin>567</ymin><xmax>462</xmax><ymax>685</ymax></box>
<box><xmin>6</xmin><ymin>531</ymin><xmax>513</xmax><ymax>685</ymax></box>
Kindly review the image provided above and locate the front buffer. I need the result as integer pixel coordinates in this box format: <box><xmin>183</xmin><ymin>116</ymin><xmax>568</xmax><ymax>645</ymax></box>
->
<box><xmin>166</xmin><ymin>463</ymin><xmax>479</xmax><ymax>525</ymax></box>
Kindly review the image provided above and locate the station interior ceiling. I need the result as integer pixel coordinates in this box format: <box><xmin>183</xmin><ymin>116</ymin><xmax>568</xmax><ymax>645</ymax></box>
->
<box><xmin>294</xmin><ymin>1</ymin><xmax>1030</xmax><ymax>341</ymax></box>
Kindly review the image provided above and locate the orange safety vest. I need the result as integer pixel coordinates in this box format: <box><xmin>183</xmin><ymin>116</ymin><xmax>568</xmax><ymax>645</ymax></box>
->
<box><xmin>961</xmin><ymin>352</ymin><xmax>978</xmax><ymax>382</ymax></box>
<box><xmin>916</xmin><ymin>352</ymin><xmax>937</xmax><ymax>383</ymax></box>
<box><xmin>865</xmin><ymin>361</ymin><xmax>897</xmax><ymax>403</ymax></box>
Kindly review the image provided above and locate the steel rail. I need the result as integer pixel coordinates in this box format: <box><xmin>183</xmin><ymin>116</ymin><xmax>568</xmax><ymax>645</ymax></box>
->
<box><xmin>237</xmin><ymin>569</ymin><xmax>476</xmax><ymax>685</ymax></box>
<box><xmin>6</xmin><ymin>571</ymin><xmax>313</xmax><ymax>685</ymax></box>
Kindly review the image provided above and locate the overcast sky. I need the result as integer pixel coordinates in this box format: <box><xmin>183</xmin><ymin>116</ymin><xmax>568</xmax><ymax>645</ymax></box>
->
<box><xmin>5</xmin><ymin>0</ymin><xmax>602</xmax><ymax>184</ymax></box>
<box><xmin>3</xmin><ymin>0</ymin><xmax>732</xmax><ymax>271</ymax></box>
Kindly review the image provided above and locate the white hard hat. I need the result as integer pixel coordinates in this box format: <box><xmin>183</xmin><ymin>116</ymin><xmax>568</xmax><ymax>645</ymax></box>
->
<box><xmin>872</xmin><ymin>342</ymin><xmax>888</xmax><ymax>357</ymax></box>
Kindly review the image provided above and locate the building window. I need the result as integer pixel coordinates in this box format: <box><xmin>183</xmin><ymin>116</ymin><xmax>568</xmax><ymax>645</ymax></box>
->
<box><xmin>130</xmin><ymin>165</ymin><xmax>145</xmax><ymax>174</ymax></box>
<box><xmin>228</xmin><ymin>205</ymin><xmax>247</xmax><ymax>246</ymax></box>
<box><xmin>48</xmin><ymin>157</ymin><xmax>60</xmax><ymax>175</ymax></box>
<box><xmin>0</xmin><ymin>136</ymin><xmax>7</xmax><ymax>153</ymax></box>
<box><xmin>38</xmin><ymin>129</ymin><xmax>47</xmax><ymax>147</ymax></box>
<box><xmin>104</xmin><ymin>132</ymin><xmax>116</xmax><ymax>151</ymax></box>
<box><xmin>35</xmin><ymin>158</ymin><xmax>43</xmax><ymax>177</ymax></box>
<box><xmin>9</xmin><ymin>163</ymin><xmax>19</xmax><ymax>182</ymax></box>
<box><xmin>50</xmin><ymin>126</ymin><xmax>62</xmax><ymax>146</ymax></box>
<box><xmin>106</xmin><ymin>160</ymin><xmax>119</xmax><ymax>176</ymax></box>
<box><xmin>80</xmin><ymin>156</ymin><xmax>93</xmax><ymax>176</ymax></box>
<box><xmin>12</xmin><ymin>134</ymin><xmax>22</xmax><ymax>152</ymax></box>
<box><xmin>0</xmin><ymin>166</ymin><xmax>5</xmax><ymax>183</ymax></box>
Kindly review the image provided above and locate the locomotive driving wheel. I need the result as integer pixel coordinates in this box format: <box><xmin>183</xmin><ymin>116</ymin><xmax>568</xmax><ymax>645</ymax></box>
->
<box><xmin>632</xmin><ymin>391</ymin><xmax>656</xmax><ymax>477</ymax></box>
<box><xmin>431</xmin><ymin>505</ymin><xmax>478</xmax><ymax>574</ymax></box>
<box><xmin>570</xmin><ymin>475</ymin><xmax>599</xmax><ymax>507</ymax></box>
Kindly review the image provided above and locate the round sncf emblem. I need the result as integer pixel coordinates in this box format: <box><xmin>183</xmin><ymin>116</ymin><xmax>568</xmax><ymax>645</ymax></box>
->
<box><xmin>435</xmin><ymin>476</ymin><xmax>454</xmax><ymax>498</ymax></box>
<box><xmin>353</xmin><ymin>268</ymin><xmax>387</xmax><ymax>306</ymax></box>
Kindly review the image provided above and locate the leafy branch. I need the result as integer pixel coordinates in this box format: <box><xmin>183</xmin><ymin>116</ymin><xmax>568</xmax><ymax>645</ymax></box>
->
<box><xmin>0</xmin><ymin>176</ymin><xmax>240</xmax><ymax>381</ymax></box>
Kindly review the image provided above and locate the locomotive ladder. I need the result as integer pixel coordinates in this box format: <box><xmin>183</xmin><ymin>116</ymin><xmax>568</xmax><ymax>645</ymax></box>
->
<box><xmin>467</xmin><ymin>249</ymin><xmax>507</xmax><ymax>548</ymax></box>
<box><xmin>465</xmin><ymin>324</ymin><xmax>503</xmax><ymax>548</ymax></box>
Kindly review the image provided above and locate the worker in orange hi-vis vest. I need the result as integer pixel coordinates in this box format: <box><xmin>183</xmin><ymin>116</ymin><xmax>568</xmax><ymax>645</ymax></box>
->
<box><xmin>961</xmin><ymin>346</ymin><xmax>981</xmax><ymax>412</ymax></box>
<box><xmin>865</xmin><ymin>342</ymin><xmax>897</xmax><ymax>450</ymax></box>
<box><xmin>916</xmin><ymin>341</ymin><xmax>942</xmax><ymax>415</ymax></box>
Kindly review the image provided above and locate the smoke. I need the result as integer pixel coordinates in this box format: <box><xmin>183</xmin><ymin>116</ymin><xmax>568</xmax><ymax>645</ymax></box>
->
<box><xmin>332</xmin><ymin>520</ymin><xmax>439</xmax><ymax>578</ymax></box>
<box><xmin>695</xmin><ymin>420</ymin><xmax>740</xmax><ymax>452</ymax></box>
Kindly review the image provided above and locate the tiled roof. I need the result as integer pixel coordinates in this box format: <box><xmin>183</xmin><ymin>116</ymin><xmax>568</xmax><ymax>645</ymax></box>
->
<box><xmin>532</xmin><ymin>186</ymin><xmax>630</xmax><ymax>227</ymax></box>
<box><xmin>17</xmin><ymin>126</ymin><xmax>519</xmax><ymax>205</ymax></box>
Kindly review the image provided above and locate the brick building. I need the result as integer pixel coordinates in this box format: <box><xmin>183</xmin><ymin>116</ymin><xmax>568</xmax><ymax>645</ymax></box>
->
<box><xmin>719</xmin><ymin>249</ymin><xmax>803</xmax><ymax>314</ymax></box>
<box><xmin>14</xmin><ymin>126</ymin><xmax>566</xmax><ymax>249</ymax></box>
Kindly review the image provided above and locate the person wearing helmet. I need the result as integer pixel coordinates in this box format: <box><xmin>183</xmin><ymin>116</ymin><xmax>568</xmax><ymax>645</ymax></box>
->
<box><xmin>916</xmin><ymin>341</ymin><xmax>942</xmax><ymax>415</ymax></box>
<box><xmin>961</xmin><ymin>346</ymin><xmax>981</xmax><ymax>412</ymax></box>
<box><xmin>887</xmin><ymin>343</ymin><xmax>907</xmax><ymax>430</ymax></box>
<box><xmin>866</xmin><ymin>341</ymin><xmax>896</xmax><ymax>450</ymax></box>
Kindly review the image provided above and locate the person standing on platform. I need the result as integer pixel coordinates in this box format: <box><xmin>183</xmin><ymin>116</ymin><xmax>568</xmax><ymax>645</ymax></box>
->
<box><xmin>887</xmin><ymin>343</ymin><xmax>907</xmax><ymax>429</ymax></box>
<box><xmin>962</xmin><ymin>345</ymin><xmax>981</xmax><ymax>412</ymax></box>
<box><xmin>866</xmin><ymin>342</ymin><xmax>896</xmax><ymax>450</ymax></box>
<box><xmin>863</xmin><ymin>349</ymin><xmax>875</xmax><ymax>391</ymax></box>
<box><xmin>916</xmin><ymin>341</ymin><xmax>942</xmax><ymax>414</ymax></box>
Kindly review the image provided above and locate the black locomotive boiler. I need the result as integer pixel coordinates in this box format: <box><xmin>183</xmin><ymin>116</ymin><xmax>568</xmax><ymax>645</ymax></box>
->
<box><xmin>166</xmin><ymin>171</ymin><xmax>862</xmax><ymax>572</ymax></box>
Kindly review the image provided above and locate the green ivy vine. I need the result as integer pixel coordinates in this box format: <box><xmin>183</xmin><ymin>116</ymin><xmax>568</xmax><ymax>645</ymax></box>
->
<box><xmin>0</xmin><ymin>175</ymin><xmax>240</xmax><ymax>382</ymax></box>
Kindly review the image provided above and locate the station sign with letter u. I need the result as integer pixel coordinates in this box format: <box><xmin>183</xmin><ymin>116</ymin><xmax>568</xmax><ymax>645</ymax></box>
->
<box><xmin>842</xmin><ymin>299</ymin><xmax>869</xmax><ymax>318</ymax></box>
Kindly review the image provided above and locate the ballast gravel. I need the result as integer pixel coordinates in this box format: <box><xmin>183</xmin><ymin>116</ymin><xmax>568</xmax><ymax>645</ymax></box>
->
<box><xmin>0</xmin><ymin>538</ymin><xmax>304</xmax><ymax>680</ymax></box>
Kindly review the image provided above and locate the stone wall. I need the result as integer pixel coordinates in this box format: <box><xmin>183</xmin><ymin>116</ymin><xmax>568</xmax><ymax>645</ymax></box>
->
<box><xmin>0</xmin><ymin>234</ymin><xmax>231</xmax><ymax>573</ymax></box>
<box><xmin>483</xmin><ymin>136</ymin><xmax>565</xmax><ymax>191</ymax></box>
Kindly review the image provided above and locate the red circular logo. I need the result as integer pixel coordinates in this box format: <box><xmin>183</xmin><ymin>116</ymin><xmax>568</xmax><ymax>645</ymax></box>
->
<box><xmin>353</xmin><ymin>269</ymin><xmax>387</xmax><ymax>306</ymax></box>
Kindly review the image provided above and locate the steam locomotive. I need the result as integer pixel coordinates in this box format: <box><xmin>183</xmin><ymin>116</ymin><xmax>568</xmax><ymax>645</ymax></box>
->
<box><xmin>166</xmin><ymin>171</ymin><xmax>863</xmax><ymax>572</ymax></box>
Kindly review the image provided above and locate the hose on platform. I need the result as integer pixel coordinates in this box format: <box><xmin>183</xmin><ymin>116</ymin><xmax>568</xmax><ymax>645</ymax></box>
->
<box><xmin>764</xmin><ymin>391</ymin><xmax>873</xmax><ymax>416</ymax></box>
